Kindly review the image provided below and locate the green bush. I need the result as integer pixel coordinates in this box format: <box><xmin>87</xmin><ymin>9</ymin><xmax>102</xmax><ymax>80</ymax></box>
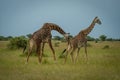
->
<box><xmin>7</xmin><ymin>36</ymin><xmax>27</xmax><ymax>49</ymax></box>
<box><xmin>102</xmin><ymin>45</ymin><xmax>110</xmax><ymax>49</ymax></box>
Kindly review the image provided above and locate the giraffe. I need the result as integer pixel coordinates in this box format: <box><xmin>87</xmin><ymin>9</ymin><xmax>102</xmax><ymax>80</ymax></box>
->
<box><xmin>25</xmin><ymin>23</ymin><xmax>70</xmax><ymax>63</ymax></box>
<box><xmin>61</xmin><ymin>16</ymin><xmax>101</xmax><ymax>63</ymax></box>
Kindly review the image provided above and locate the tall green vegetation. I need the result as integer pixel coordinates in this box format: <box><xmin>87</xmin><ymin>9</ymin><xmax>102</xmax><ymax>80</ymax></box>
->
<box><xmin>7</xmin><ymin>36</ymin><xmax>27</xmax><ymax>49</ymax></box>
<box><xmin>0</xmin><ymin>36</ymin><xmax>13</xmax><ymax>41</ymax></box>
<box><xmin>0</xmin><ymin>41</ymin><xmax>120</xmax><ymax>80</ymax></box>
<box><xmin>0</xmin><ymin>34</ymin><xmax>120</xmax><ymax>51</ymax></box>
<box><xmin>99</xmin><ymin>35</ymin><xmax>107</xmax><ymax>41</ymax></box>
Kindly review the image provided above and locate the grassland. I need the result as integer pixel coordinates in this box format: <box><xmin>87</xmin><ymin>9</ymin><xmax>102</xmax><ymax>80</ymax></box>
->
<box><xmin>0</xmin><ymin>41</ymin><xmax>120</xmax><ymax>80</ymax></box>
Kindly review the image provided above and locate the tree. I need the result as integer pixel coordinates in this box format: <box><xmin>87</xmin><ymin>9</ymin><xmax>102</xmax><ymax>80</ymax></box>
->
<box><xmin>26</xmin><ymin>34</ymin><xmax>32</xmax><ymax>38</ymax></box>
<box><xmin>53</xmin><ymin>36</ymin><xmax>61</xmax><ymax>40</ymax></box>
<box><xmin>0</xmin><ymin>36</ymin><xmax>13</xmax><ymax>41</ymax></box>
<box><xmin>99</xmin><ymin>35</ymin><xmax>107</xmax><ymax>41</ymax></box>
<box><xmin>87</xmin><ymin>36</ymin><xmax>95</xmax><ymax>41</ymax></box>
<box><xmin>106</xmin><ymin>38</ymin><xmax>113</xmax><ymax>41</ymax></box>
<box><xmin>6</xmin><ymin>36</ymin><xmax>13</xmax><ymax>40</ymax></box>
<box><xmin>0</xmin><ymin>36</ymin><xmax>5</xmax><ymax>40</ymax></box>
<box><xmin>69</xmin><ymin>35</ymin><xmax>73</xmax><ymax>39</ymax></box>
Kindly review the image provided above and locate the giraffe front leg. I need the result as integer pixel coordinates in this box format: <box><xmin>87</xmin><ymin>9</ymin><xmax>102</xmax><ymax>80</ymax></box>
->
<box><xmin>36</xmin><ymin>44</ymin><xmax>42</xmax><ymax>63</ymax></box>
<box><xmin>41</xmin><ymin>42</ymin><xmax>45</xmax><ymax>62</ymax></box>
<box><xmin>41</xmin><ymin>42</ymin><xmax>45</xmax><ymax>56</ymax></box>
<box><xmin>84</xmin><ymin>45</ymin><xmax>88</xmax><ymax>62</ymax></box>
<box><xmin>48</xmin><ymin>40</ymin><xmax>56</xmax><ymax>61</ymax></box>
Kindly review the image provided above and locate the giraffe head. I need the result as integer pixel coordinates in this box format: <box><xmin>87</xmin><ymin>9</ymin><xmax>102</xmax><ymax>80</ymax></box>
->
<box><xmin>94</xmin><ymin>16</ymin><xmax>102</xmax><ymax>25</ymax></box>
<box><xmin>63</xmin><ymin>33</ymin><xmax>70</xmax><ymax>41</ymax></box>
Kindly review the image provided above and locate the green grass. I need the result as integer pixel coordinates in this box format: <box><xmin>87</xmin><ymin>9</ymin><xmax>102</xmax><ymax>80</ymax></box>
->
<box><xmin>0</xmin><ymin>41</ymin><xmax>120</xmax><ymax>80</ymax></box>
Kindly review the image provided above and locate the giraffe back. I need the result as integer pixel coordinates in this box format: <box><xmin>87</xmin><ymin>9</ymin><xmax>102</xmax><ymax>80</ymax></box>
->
<box><xmin>31</xmin><ymin>27</ymin><xmax>51</xmax><ymax>42</ymax></box>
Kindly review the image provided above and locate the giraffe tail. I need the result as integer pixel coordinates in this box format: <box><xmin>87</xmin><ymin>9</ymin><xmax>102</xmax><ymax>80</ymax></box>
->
<box><xmin>62</xmin><ymin>49</ymin><xmax>67</xmax><ymax>55</ymax></box>
<box><xmin>59</xmin><ymin>49</ymin><xmax>66</xmax><ymax>58</ymax></box>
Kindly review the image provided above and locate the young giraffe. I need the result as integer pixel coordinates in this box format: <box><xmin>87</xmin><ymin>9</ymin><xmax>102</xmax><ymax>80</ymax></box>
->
<box><xmin>26</xmin><ymin>23</ymin><xmax>70</xmax><ymax>63</ymax></box>
<box><xmin>62</xmin><ymin>16</ymin><xmax>101</xmax><ymax>63</ymax></box>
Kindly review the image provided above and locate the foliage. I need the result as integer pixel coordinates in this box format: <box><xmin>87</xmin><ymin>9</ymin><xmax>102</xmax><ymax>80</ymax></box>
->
<box><xmin>102</xmin><ymin>45</ymin><xmax>110</xmax><ymax>49</ymax></box>
<box><xmin>0</xmin><ymin>36</ymin><xmax>13</xmax><ymax>41</ymax></box>
<box><xmin>0</xmin><ymin>36</ymin><xmax>5</xmax><ymax>41</ymax></box>
<box><xmin>26</xmin><ymin>34</ymin><xmax>32</xmax><ymax>38</ymax></box>
<box><xmin>0</xmin><ymin>41</ymin><xmax>120</xmax><ymax>80</ymax></box>
<box><xmin>7</xmin><ymin>36</ymin><xmax>27</xmax><ymax>49</ymax></box>
<box><xmin>87</xmin><ymin>36</ymin><xmax>95</xmax><ymax>41</ymax></box>
<box><xmin>53</xmin><ymin>36</ymin><xmax>61</xmax><ymax>40</ymax></box>
<box><xmin>53</xmin><ymin>35</ymin><xmax>73</xmax><ymax>42</ymax></box>
<box><xmin>99</xmin><ymin>35</ymin><xmax>107</xmax><ymax>41</ymax></box>
<box><xmin>106</xmin><ymin>38</ymin><xmax>113</xmax><ymax>41</ymax></box>
<box><xmin>68</xmin><ymin>35</ymin><xmax>73</xmax><ymax>39</ymax></box>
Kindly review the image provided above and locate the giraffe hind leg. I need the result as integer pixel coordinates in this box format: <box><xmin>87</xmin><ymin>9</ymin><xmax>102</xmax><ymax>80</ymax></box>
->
<box><xmin>75</xmin><ymin>48</ymin><xmax>80</xmax><ymax>63</ymax></box>
<box><xmin>36</xmin><ymin>44</ymin><xmax>42</xmax><ymax>63</ymax></box>
<box><xmin>26</xmin><ymin>47</ymin><xmax>32</xmax><ymax>63</ymax></box>
<box><xmin>26</xmin><ymin>39</ymin><xmax>34</xmax><ymax>63</ymax></box>
<box><xmin>70</xmin><ymin>48</ymin><xmax>76</xmax><ymax>63</ymax></box>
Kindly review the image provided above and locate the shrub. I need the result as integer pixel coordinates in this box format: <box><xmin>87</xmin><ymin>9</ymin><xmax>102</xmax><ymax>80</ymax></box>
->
<box><xmin>102</xmin><ymin>45</ymin><xmax>110</xmax><ymax>49</ymax></box>
<box><xmin>7</xmin><ymin>36</ymin><xmax>27</xmax><ymax>49</ymax></box>
<box><xmin>99</xmin><ymin>35</ymin><xmax>107</xmax><ymax>41</ymax></box>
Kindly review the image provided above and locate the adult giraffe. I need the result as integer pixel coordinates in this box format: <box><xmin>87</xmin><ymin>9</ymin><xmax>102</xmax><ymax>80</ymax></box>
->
<box><xmin>61</xmin><ymin>16</ymin><xmax>101</xmax><ymax>63</ymax></box>
<box><xmin>25</xmin><ymin>23</ymin><xmax>70</xmax><ymax>63</ymax></box>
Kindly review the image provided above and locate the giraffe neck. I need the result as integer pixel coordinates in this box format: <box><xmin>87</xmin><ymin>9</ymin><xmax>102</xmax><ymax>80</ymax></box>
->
<box><xmin>81</xmin><ymin>18</ymin><xmax>96</xmax><ymax>36</ymax></box>
<box><xmin>43</xmin><ymin>23</ymin><xmax>66</xmax><ymax>35</ymax></box>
